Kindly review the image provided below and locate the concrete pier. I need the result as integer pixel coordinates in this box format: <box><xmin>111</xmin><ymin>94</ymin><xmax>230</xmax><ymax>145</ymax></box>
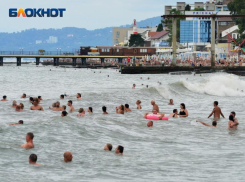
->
<box><xmin>72</xmin><ymin>58</ymin><xmax>76</xmax><ymax>66</ymax></box>
<box><xmin>17</xmin><ymin>57</ymin><xmax>21</xmax><ymax>66</ymax></box>
<box><xmin>81</xmin><ymin>58</ymin><xmax>86</xmax><ymax>65</ymax></box>
<box><xmin>54</xmin><ymin>58</ymin><xmax>59</xmax><ymax>66</ymax></box>
<box><xmin>36</xmin><ymin>57</ymin><xmax>40</xmax><ymax>65</ymax></box>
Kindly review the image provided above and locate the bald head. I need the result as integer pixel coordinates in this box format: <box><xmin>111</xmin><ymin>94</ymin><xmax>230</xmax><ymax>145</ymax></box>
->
<box><xmin>64</xmin><ymin>151</ymin><xmax>73</xmax><ymax>163</ymax></box>
<box><xmin>147</xmin><ymin>121</ymin><xmax>153</xmax><ymax>127</ymax></box>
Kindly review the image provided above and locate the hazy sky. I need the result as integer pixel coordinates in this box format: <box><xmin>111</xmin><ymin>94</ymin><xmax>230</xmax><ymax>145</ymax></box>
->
<box><xmin>1</xmin><ymin>0</ymin><xmax>203</xmax><ymax>32</ymax></box>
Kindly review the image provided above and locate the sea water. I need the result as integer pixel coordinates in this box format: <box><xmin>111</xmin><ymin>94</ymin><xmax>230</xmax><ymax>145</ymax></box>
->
<box><xmin>0</xmin><ymin>65</ymin><xmax>245</xmax><ymax>182</ymax></box>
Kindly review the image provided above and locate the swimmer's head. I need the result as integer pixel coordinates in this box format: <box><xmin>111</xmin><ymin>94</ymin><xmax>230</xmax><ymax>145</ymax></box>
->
<box><xmin>52</xmin><ymin>103</ymin><xmax>57</xmax><ymax>108</ymax></box>
<box><xmin>12</xmin><ymin>100</ymin><xmax>17</xmax><ymax>106</ymax></box>
<box><xmin>56</xmin><ymin>101</ymin><xmax>60</xmax><ymax>107</ymax></box>
<box><xmin>29</xmin><ymin>154</ymin><xmax>37</xmax><ymax>164</ymax></box>
<box><xmin>33</xmin><ymin>98</ymin><xmax>39</xmax><ymax>105</ymax></box>
<box><xmin>26</xmin><ymin>132</ymin><xmax>34</xmax><ymax>141</ymax></box>
<box><xmin>3</xmin><ymin>95</ymin><xmax>6</xmax><ymax>99</ymax></box>
<box><xmin>102</xmin><ymin>106</ymin><xmax>107</xmax><ymax>112</ymax></box>
<box><xmin>115</xmin><ymin>145</ymin><xmax>124</xmax><ymax>154</ymax></box>
<box><xmin>212</xmin><ymin>121</ymin><xmax>217</xmax><ymax>127</ymax></box>
<box><xmin>136</xmin><ymin>100</ymin><xmax>141</xmax><ymax>104</ymax></box>
<box><xmin>62</xmin><ymin>105</ymin><xmax>66</xmax><ymax>110</ymax></box>
<box><xmin>231</xmin><ymin>111</ymin><xmax>236</xmax><ymax>117</ymax></box>
<box><xmin>15</xmin><ymin>105</ymin><xmax>21</xmax><ymax>111</ymax></box>
<box><xmin>77</xmin><ymin>93</ymin><xmax>81</xmax><ymax>98</ymax></box>
<box><xmin>147</xmin><ymin>121</ymin><xmax>153</xmax><ymax>127</ymax></box>
<box><xmin>38</xmin><ymin>96</ymin><xmax>42</xmax><ymax>99</ymax></box>
<box><xmin>23</xmin><ymin>93</ymin><xmax>26</xmax><ymax>97</ymax></box>
<box><xmin>173</xmin><ymin>109</ymin><xmax>178</xmax><ymax>113</ymax></box>
<box><xmin>67</xmin><ymin>100</ymin><xmax>72</xmax><ymax>106</ymax></box>
<box><xmin>151</xmin><ymin>100</ymin><xmax>155</xmax><ymax>105</ymax></box>
<box><xmin>60</xmin><ymin>95</ymin><xmax>64</xmax><ymax>99</ymax></box>
<box><xmin>79</xmin><ymin>108</ymin><xmax>84</xmax><ymax>113</ymax></box>
<box><xmin>180</xmin><ymin>103</ymin><xmax>186</xmax><ymax>109</ymax></box>
<box><xmin>19</xmin><ymin>103</ymin><xmax>24</xmax><ymax>109</ymax></box>
<box><xmin>88</xmin><ymin>107</ymin><xmax>93</xmax><ymax>113</ymax></box>
<box><xmin>61</xmin><ymin>111</ymin><xmax>68</xmax><ymax>117</ymax></box>
<box><xmin>19</xmin><ymin>120</ymin><xmax>24</xmax><ymax>124</ymax></box>
<box><xmin>125</xmin><ymin>104</ymin><xmax>129</xmax><ymax>109</ymax></box>
<box><xmin>104</xmin><ymin>143</ymin><xmax>113</xmax><ymax>151</ymax></box>
<box><xmin>64</xmin><ymin>151</ymin><xmax>73</xmax><ymax>163</ymax></box>
<box><xmin>214</xmin><ymin>101</ymin><xmax>218</xmax><ymax>106</ymax></box>
<box><xmin>120</xmin><ymin>105</ymin><xmax>124</xmax><ymax>110</ymax></box>
<box><xmin>152</xmin><ymin>110</ymin><xmax>157</xmax><ymax>114</ymax></box>
<box><xmin>29</xmin><ymin>97</ymin><xmax>34</xmax><ymax>101</ymax></box>
<box><xmin>133</xmin><ymin>84</ymin><xmax>136</xmax><ymax>87</ymax></box>
<box><xmin>229</xmin><ymin>115</ymin><xmax>234</xmax><ymax>121</ymax></box>
<box><xmin>170</xmin><ymin>99</ymin><xmax>173</xmax><ymax>103</ymax></box>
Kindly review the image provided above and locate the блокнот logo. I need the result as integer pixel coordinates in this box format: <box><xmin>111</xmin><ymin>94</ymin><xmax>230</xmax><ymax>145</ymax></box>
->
<box><xmin>9</xmin><ymin>8</ymin><xmax>66</xmax><ymax>17</ymax></box>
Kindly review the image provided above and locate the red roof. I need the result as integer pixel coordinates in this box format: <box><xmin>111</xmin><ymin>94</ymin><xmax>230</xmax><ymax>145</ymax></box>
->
<box><xmin>148</xmin><ymin>32</ymin><xmax>158</xmax><ymax>37</ymax></box>
<box><xmin>151</xmin><ymin>31</ymin><xmax>169</xmax><ymax>39</ymax></box>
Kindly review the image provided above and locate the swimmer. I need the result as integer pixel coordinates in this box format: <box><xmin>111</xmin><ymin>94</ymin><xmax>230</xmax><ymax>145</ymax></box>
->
<box><xmin>77</xmin><ymin>108</ymin><xmax>85</xmax><ymax>117</ymax></box>
<box><xmin>61</xmin><ymin>111</ymin><xmax>68</xmax><ymax>117</ymax></box>
<box><xmin>230</xmin><ymin>111</ymin><xmax>238</xmax><ymax>123</ymax></box>
<box><xmin>38</xmin><ymin>96</ymin><xmax>42</xmax><ymax>101</ymax></box>
<box><xmin>12</xmin><ymin>100</ymin><xmax>17</xmax><ymax>108</ymax></box>
<box><xmin>21</xmin><ymin>93</ymin><xmax>26</xmax><ymax>98</ymax></box>
<box><xmin>140</xmin><ymin>77</ymin><xmax>142</xmax><ymax>79</ymax></box>
<box><xmin>208</xmin><ymin>101</ymin><xmax>225</xmax><ymax>119</ymax></box>
<box><xmin>144</xmin><ymin>110</ymin><xmax>165</xmax><ymax>120</ymax></box>
<box><xmin>124</xmin><ymin>104</ymin><xmax>132</xmax><ymax>112</ymax></box>
<box><xmin>115</xmin><ymin>145</ymin><xmax>124</xmax><ymax>155</ymax></box>
<box><xmin>49</xmin><ymin>102</ymin><xmax>57</xmax><ymax>110</ymax></box>
<box><xmin>116</xmin><ymin>105</ymin><xmax>124</xmax><ymax>114</ymax></box>
<box><xmin>30</xmin><ymin>98</ymin><xmax>44</xmax><ymax>111</ymax></box>
<box><xmin>60</xmin><ymin>95</ymin><xmax>65</xmax><ymax>99</ymax></box>
<box><xmin>169</xmin><ymin>109</ymin><xmax>178</xmax><ymax>118</ymax></box>
<box><xmin>147</xmin><ymin>121</ymin><xmax>153</xmax><ymax>127</ymax></box>
<box><xmin>53</xmin><ymin>101</ymin><xmax>64</xmax><ymax>111</ymax></box>
<box><xmin>1</xmin><ymin>95</ymin><xmax>7</xmax><ymax>101</ymax></box>
<box><xmin>15</xmin><ymin>105</ymin><xmax>23</xmax><ymax>112</ymax></box>
<box><xmin>64</xmin><ymin>151</ymin><xmax>73</xmax><ymax>163</ymax></box>
<box><xmin>87</xmin><ymin>107</ymin><xmax>93</xmax><ymax>114</ymax></box>
<box><xmin>104</xmin><ymin>143</ymin><xmax>113</xmax><ymax>151</ymax></box>
<box><xmin>228</xmin><ymin>115</ymin><xmax>239</xmax><ymax>129</ymax></box>
<box><xmin>132</xmin><ymin>84</ymin><xmax>136</xmax><ymax>89</ymax></box>
<box><xmin>77</xmin><ymin>93</ymin><xmax>82</xmax><ymax>100</ymax></box>
<box><xmin>29</xmin><ymin>97</ymin><xmax>34</xmax><ymax>104</ymax></box>
<box><xmin>147</xmin><ymin>77</ymin><xmax>150</xmax><ymax>80</ymax></box>
<box><xmin>21</xmin><ymin>132</ymin><xmax>34</xmax><ymax>149</ymax></box>
<box><xmin>19</xmin><ymin>103</ymin><xmax>24</xmax><ymax>110</ymax></box>
<box><xmin>168</xmin><ymin>99</ymin><xmax>174</xmax><ymax>105</ymax></box>
<box><xmin>136</xmin><ymin>100</ymin><xmax>142</xmax><ymax>109</ymax></box>
<box><xmin>29</xmin><ymin>154</ymin><xmax>41</xmax><ymax>166</ymax></box>
<box><xmin>62</xmin><ymin>105</ymin><xmax>66</xmax><ymax>111</ymax></box>
<box><xmin>197</xmin><ymin>120</ymin><xmax>217</xmax><ymax>127</ymax></box>
<box><xmin>102</xmin><ymin>106</ymin><xmax>108</xmax><ymax>114</ymax></box>
<box><xmin>179</xmin><ymin>103</ymin><xmax>188</xmax><ymax>117</ymax></box>
<box><xmin>67</xmin><ymin>100</ymin><xmax>75</xmax><ymax>112</ymax></box>
<box><xmin>151</xmin><ymin>100</ymin><xmax>159</xmax><ymax>113</ymax></box>
<box><xmin>9</xmin><ymin>120</ymin><xmax>24</xmax><ymax>126</ymax></box>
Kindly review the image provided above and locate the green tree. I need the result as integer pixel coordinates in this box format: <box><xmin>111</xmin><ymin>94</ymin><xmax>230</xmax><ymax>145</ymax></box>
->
<box><xmin>156</xmin><ymin>23</ymin><xmax>163</xmax><ymax>32</ymax></box>
<box><xmin>129</xmin><ymin>34</ymin><xmax>145</xmax><ymax>47</ymax></box>
<box><xmin>185</xmin><ymin>4</ymin><xmax>191</xmax><ymax>11</ymax></box>
<box><xmin>193</xmin><ymin>8</ymin><xmax>205</xmax><ymax>11</ymax></box>
<box><xmin>163</xmin><ymin>9</ymin><xmax>184</xmax><ymax>45</ymax></box>
<box><xmin>228</xmin><ymin>0</ymin><xmax>245</xmax><ymax>45</ymax></box>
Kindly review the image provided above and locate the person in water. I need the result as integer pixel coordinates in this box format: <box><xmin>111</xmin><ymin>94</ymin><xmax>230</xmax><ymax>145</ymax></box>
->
<box><xmin>87</xmin><ymin>107</ymin><xmax>93</xmax><ymax>114</ymax></box>
<box><xmin>77</xmin><ymin>108</ymin><xmax>85</xmax><ymax>117</ymax></box>
<box><xmin>60</xmin><ymin>95</ymin><xmax>65</xmax><ymax>99</ymax></box>
<box><xmin>102</xmin><ymin>106</ymin><xmax>108</xmax><ymax>114</ymax></box>
<box><xmin>61</xmin><ymin>111</ymin><xmax>68</xmax><ymax>117</ymax></box>
<box><xmin>197</xmin><ymin>120</ymin><xmax>217</xmax><ymax>127</ymax></box>
<box><xmin>67</xmin><ymin>100</ymin><xmax>75</xmax><ymax>112</ymax></box>
<box><xmin>21</xmin><ymin>132</ymin><xmax>34</xmax><ymax>149</ymax></box>
<box><xmin>168</xmin><ymin>99</ymin><xmax>174</xmax><ymax>105</ymax></box>
<box><xmin>132</xmin><ymin>84</ymin><xmax>136</xmax><ymax>89</ymax></box>
<box><xmin>77</xmin><ymin>93</ymin><xmax>82</xmax><ymax>100</ymax></box>
<box><xmin>116</xmin><ymin>105</ymin><xmax>124</xmax><ymax>114</ymax></box>
<box><xmin>230</xmin><ymin>111</ymin><xmax>238</xmax><ymax>123</ymax></box>
<box><xmin>104</xmin><ymin>143</ymin><xmax>113</xmax><ymax>151</ymax></box>
<box><xmin>208</xmin><ymin>101</ymin><xmax>225</xmax><ymax>119</ymax></box>
<box><xmin>12</xmin><ymin>100</ymin><xmax>17</xmax><ymax>108</ymax></box>
<box><xmin>15</xmin><ymin>105</ymin><xmax>23</xmax><ymax>112</ymax></box>
<box><xmin>30</xmin><ymin>98</ymin><xmax>44</xmax><ymax>111</ymax></box>
<box><xmin>147</xmin><ymin>121</ymin><xmax>153</xmax><ymax>127</ymax></box>
<box><xmin>21</xmin><ymin>93</ymin><xmax>26</xmax><ymax>98</ymax></box>
<box><xmin>151</xmin><ymin>100</ymin><xmax>159</xmax><ymax>113</ymax></box>
<box><xmin>9</xmin><ymin>120</ymin><xmax>24</xmax><ymax>126</ymax></box>
<box><xmin>29</xmin><ymin>154</ymin><xmax>41</xmax><ymax>166</ymax></box>
<box><xmin>1</xmin><ymin>95</ymin><xmax>7</xmax><ymax>101</ymax></box>
<box><xmin>124</xmin><ymin>104</ymin><xmax>132</xmax><ymax>112</ymax></box>
<box><xmin>169</xmin><ymin>109</ymin><xmax>178</xmax><ymax>118</ymax></box>
<box><xmin>62</xmin><ymin>105</ymin><xmax>66</xmax><ymax>111</ymax></box>
<box><xmin>53</xmin><ymin>101</ymin><xmax>64</xmax><ymax>111</ymax></box>
<box><xmin>29</xmin><ymin>97</ymin><xmax>34</xmax><ymax>104</ymax></box>
<box><xmin>38</xmin><ymin>96</ymin><xmax>43</xmax><ymax>101</ymax></box>
<box><xmin>179</xmin><ymin>103</ymin><xmax>188</xmax><ymax>117</ymax></box>
<box><xmin>115</xmin><ymin>145</ymin><xmax>124</xmax><ymax>155</ymax></box>
<box><xmin>136</xmin><ymin>100</ymin><xmax>142</xmax><ymax>109</ymax></box>
<box><xmin>64</xmin><ymin>151</ymin><xmax>73</xmax><ymax>163</ymax></box>
<box><xmin>144</xmin><ymin>110</ymin><xmax>165</xmax><ymax>120</ymax></box>
<box><xmin>228</xmin><ymin>115</ymin><xmax>239</xmax><ymax>129</ymax></box>
<box><xmin>19</xmin><ymin>103</ymin><xmax>24</xmax><ymax>110</ymax></box>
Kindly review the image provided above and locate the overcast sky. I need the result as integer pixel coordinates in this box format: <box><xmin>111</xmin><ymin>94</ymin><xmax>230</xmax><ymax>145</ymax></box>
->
<box><xmin>1</xmin><ymin>0</ymin><xmax>204</xmax><ymax>32</ymax></box>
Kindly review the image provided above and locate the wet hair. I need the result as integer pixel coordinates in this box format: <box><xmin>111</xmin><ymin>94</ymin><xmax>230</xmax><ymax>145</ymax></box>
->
<box><xmin>77</xmin><ymin>93</ymin><xmax>81</xmax><ymax>97</ymax></box>
<box><xmin>107</xmin><ymin>143</ymin><xmax>112</xmax><ymax>151</ymax></box>
<box><xmin>3</xmin><ymin>95</ymin><xmax>6</xmax><ymax>99</ymax></box>
<box><xmin>173</xmin><ymin>109</ymin><xmax>177</xmax><ymax>113</ymax></box>
<box><xmin>136</xmin><ymin>100</ymin><xmax>141</xmax><ymax>104</ymax></box>
<box><xmin>20</xmin><ymin>103</ymin><xmax>24</xmax><ymax>109</ymax></box>
<box><xmin>68</xmin><ymin>100</ymin><xmax>72</xmax><ymax>104</ymax></box>
<box><xmin>23</xmin><ymin>93</ymin><xmax>26</xmax><ymax>97</ymax></box>
<box><xmin>12</xmin><ymin>100</ymin><xmax>17</xmax><ymax>106</ymax></box>
<box><xmin>29</xmin><ymin>97</ymin><xmax>34</xmax><ymax>101</ymax></box>
<box><xmin>60</xmin><ymin>95</ymin><xmax>64</xmax><ymax>99</ymax></box>
<box><xmin>147</xmin><ymin>121</ymin><xmax>153</xmax><ymax>127</ymax></box>
<box><xmin>229</xmin><ymin>115</ymin><xmax>234</xmax><ymax>122</ymax></box>
<box><xmin>33</xmin><ymin>98</ymin><xmax>38</xmax><ymax>103</ymax></box>
<box><xmin>62</xmin><ymin>111</ymin><xmax>68</xmax><ymax>116</ymax></box>
<box><xmin>180</xmin><ymin>103</ymin><xmax>186</xmax><ymax>109</ymax></box>
<box><xmin>88</xmin><ymin>107</ymin><xmax>93</xmax><ymax>113</ymax></box>
<box><xmin>118</xmin><ymin>145</ymin><xmax>124</xmax><ymax>153</ymax></box>
<box><xmin>52</xmin><ymin>103</ymin><xmax>57</xmax><ymax>107</ymax></box>
<box><xmin>56</xmin><ymin>101</ymin><xmax>60</xmax><ymax>105</ymax></box>
<box><xmin>231</xmin><ymin>111</ymin><xmax>236</xmax><ymax>116</ymax></box>
<box><xmin>16</xmin><ymin>105</ymin><xmax>21</xmax><ymax>110</ymax></box>
<box><xmin>212</xmin><ymin>121</ymin><xmax>217</xmax><ymax>126</ymax></box>
<box><xmin>121</xmin><ymin>105</ymin><xmax>124</xmax><ymax>110</ymax></box>
<box><xmin>79</xmin><ymin>108</ymin><xmax>84</xmax><ymax>113</ymax></box>
<box><xmin>125</xmin><ymin>104</ymin><xmax>129</xmax><ymax>108</ymax></box>
<box><xmin>27</xmin><ymin>132</ymin><xmax>34</xmax><ymax>140</ymax></box>
<box><xmin>29</xmin><ymin>154</ymin><xmax>37</xmax><ymax>162</ymax></box>
<box><xmin>102</xmin><ymin>106</ymin><xmax>107</xmax><ymax>112</ymax></box>
<box><xmin>38</xmin><ymin>96</ymin><xmax>41</xmax><ymax>99</ymax></box>
<box><xmin>62</xmin><ymin>105</ymin><xmax>66</xmax><ymax>110</ymax></box>
<box><xmin>214</xmin><ymin>101</ymin><xmax>218</xmax><ymax>106</ymax></box>
<box><xmin>19</xmin><ymin>120</ymin><xmax>24</xmax><ymax>124</ymax></box>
